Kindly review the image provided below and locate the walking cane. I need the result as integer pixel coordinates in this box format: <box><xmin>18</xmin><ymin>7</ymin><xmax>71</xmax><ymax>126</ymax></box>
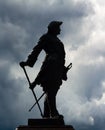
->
<box><xmin>29</xmin><ymin>92</ymin><xmax>45</xmax><ymax>112</ymax></box>
<box><xmin>20</xmin><ymin>65</ymin><xmax>43</xmax><ymax>117</ymax></box>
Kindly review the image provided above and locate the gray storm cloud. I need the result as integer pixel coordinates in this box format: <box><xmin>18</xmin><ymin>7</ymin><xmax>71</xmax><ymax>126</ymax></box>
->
<box><xmin>0</xmin><ymin>0</ymin><xmax>105</xmax><ymax>130</ymax></box>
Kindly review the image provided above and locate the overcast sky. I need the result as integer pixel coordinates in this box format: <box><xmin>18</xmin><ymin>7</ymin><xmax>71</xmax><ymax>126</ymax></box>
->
<box><xmin>0</xmin><ymin>0</ymin><xmax>105</xmax><ymax>130</ymax></box>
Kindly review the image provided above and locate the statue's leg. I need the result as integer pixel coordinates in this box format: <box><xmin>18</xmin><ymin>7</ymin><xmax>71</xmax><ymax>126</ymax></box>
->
<box><xmin>42</xmin><ymin>82</ymin><xmax>62</xmax><ymax>118</ymax></box>
<box><xmin>47</xmin><ymin>88</ymin><xmax>59</xmax><ymax>117</ymax></box>
<box><xmin>43</xmin><ymin>94</ymin><xmax>50</xmax><ymax>118</ymax></box>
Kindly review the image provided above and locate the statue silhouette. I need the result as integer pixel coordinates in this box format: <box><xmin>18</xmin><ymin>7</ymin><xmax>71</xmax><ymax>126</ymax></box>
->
<box><xmin>20</xmin><ymin>21</ymin><xmax>68</xmax><ymax>119</ymax></box>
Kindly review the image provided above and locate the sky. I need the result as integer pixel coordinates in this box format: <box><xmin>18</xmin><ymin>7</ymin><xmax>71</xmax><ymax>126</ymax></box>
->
<box><xmin>0</xmin><ymin>0</ymin><xmax>105</xmax><ymax>130</ymax></box>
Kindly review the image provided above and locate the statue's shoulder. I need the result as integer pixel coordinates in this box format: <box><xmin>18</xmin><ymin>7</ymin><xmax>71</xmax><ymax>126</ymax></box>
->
<box><xmin>39</xmin><ymin>33</ymin><xmax>50</xmax><ymax>41</ymax></box>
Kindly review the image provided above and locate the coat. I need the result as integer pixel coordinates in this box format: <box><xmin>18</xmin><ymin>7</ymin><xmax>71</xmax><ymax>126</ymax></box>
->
<box><xmin>26</xmin><ymin>32</ymin><xmax>66</xmax><ymax>89</ymax></box>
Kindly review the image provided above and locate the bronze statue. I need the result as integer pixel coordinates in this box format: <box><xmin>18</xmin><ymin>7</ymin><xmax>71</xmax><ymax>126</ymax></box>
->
<box><xmin>20</xmin><ymin>21</ymin><xmax>71</xmax><ymax>119</ymax></box>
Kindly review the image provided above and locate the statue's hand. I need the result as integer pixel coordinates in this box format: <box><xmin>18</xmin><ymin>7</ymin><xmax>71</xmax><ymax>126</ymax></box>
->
<box><xmin>19</xmin><ymin>61</ymin><xmax>27</xmax><ymax>68</ymax></box>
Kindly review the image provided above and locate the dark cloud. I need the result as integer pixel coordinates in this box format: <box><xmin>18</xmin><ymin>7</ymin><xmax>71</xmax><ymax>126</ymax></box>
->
<box><xmin>0</xmin><ymin>0</ymin><xmax>94</xmax><ymax>63</ymax></box>
<box><xmin>0</xmin><ymin>63</ymin><xmax>22</xmax><ymax>130</ymax></box>
<box><xmin>0</xmin><ymin>62</ymin><xmax>41</xmax><ymax>130</ymax></box>
<box><xmin>0</xmin><ymin>0</ymin><xmax>93</xmax><ymax>56</ymax></box>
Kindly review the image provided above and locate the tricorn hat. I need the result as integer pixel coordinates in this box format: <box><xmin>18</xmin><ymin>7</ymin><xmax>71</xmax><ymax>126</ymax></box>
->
<box><xmin>48</xmin><ymin>21</ymin><xmax>63</xmax><ymax>29</ymax></box>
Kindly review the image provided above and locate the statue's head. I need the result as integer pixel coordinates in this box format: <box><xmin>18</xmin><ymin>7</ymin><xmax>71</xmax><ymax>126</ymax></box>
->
<box><xmin>48</xmin><ymin>21</ymin><xmax>63</xmax><ymax>35</ymax></box>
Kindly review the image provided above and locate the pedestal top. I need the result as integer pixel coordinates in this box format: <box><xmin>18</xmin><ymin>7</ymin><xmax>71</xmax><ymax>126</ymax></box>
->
<box><xmin>28</xmin><ymin>118</ymin><xmax>65</xmax><ymax>126</ymax></box>
<box><xmin>16</xmin><ymin>119</ymin><xmax>75</xmax><ymax>130</ymax></box>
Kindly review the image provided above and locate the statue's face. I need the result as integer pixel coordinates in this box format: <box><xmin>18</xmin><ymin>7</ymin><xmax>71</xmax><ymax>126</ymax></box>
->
<box><xmin>48</xmin><ymin>26</ymin><xmax>61</xmax><ymax>35</ymax></box>
<box><xmin>55</xmin><ymin>26</ymin><xmax>61</xmax><ymax>35</ymax></box>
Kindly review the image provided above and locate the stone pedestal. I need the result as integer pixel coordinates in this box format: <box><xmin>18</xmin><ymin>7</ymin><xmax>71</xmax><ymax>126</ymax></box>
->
<box><xmin>16</xmin><ymin>119</ymin><xmax>75</xmax><ymax>130</ymax></box>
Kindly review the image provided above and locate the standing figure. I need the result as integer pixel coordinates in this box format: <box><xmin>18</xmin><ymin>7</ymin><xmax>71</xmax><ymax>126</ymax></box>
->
<box><xmin>20</xmin><ymin>21</ymin><xmax>66</xmax><ymax>119</ymax></box>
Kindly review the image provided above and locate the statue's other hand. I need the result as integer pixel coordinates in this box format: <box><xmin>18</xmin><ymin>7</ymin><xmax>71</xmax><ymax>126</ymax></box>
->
<box><xmin>29</xmin><ymin>82</ymin><xmax>36</xmax><ymax>90</ymax></box>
